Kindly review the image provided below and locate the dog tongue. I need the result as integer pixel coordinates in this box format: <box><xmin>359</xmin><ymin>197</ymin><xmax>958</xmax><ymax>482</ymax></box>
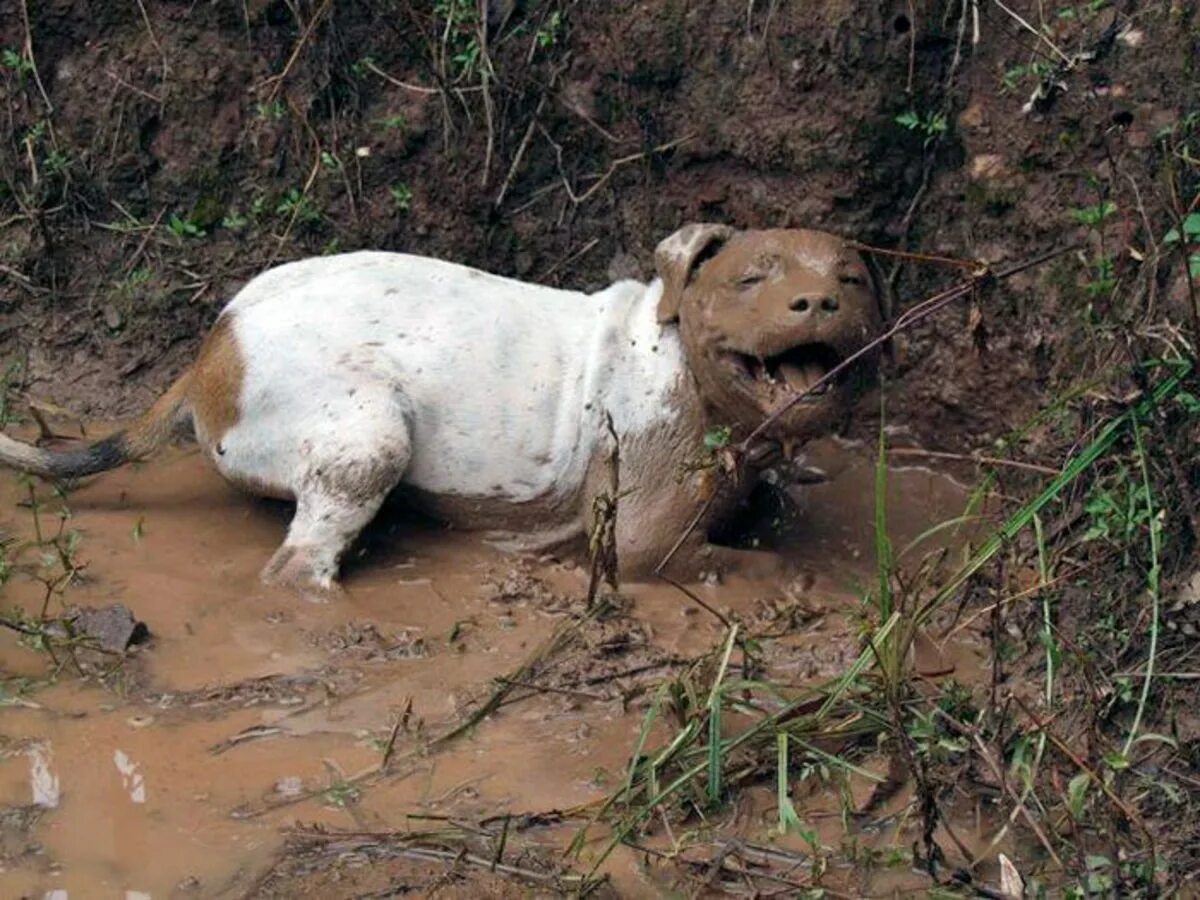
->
<box><xmin>778</xmin><ymin>361</ymin><xmax>827</xmax><ymax>392</ymax></box>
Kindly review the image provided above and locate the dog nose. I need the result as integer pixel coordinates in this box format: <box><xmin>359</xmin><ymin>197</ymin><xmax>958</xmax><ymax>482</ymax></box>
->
<box><xmin>790</xmin><ymin>295</ymin><xmax>839</xmax><ymax>313</ymax></box>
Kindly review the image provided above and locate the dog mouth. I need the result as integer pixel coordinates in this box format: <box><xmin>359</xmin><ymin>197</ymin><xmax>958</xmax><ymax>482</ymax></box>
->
<box><xmin>725</xmin><ymin>343</ymin><xmax>845</xmax><ymax>402</ymax></box>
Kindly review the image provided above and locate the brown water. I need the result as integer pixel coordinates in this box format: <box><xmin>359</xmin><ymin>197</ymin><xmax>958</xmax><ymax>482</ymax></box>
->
<box><xmin>0</xmin><ymin>437</ymin><xmax>993</xmax><ymax>897</ymax></box>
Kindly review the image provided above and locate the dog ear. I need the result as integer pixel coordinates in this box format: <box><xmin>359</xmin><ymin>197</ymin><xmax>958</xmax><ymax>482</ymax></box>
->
<box><xmin>654</xmin><ymin>223</ymin><xmax>735</xmax><ymax>324</ymax></box>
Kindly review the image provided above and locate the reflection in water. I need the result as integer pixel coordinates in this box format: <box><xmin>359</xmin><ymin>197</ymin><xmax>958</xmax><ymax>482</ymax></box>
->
<box><xmin>28</xmin><ymin>743</ymin><xmax>60</xmax><ymax>809</ymax></box>
<box><xmin>113</xmin><ymin>750</ymin><xmax>147</xmax><ymax>804</ymax></box>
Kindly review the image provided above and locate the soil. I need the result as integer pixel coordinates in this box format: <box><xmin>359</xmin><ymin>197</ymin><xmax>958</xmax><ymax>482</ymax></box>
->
<box><xmin>0</xmin><ymin>0</ymin><xmax>1198</xmax><ymax>896</ymax></box>
<box><xmin>0</xmin><ymin>0</ymin><xmax>1193</xmax><ymax>448</ymax></box>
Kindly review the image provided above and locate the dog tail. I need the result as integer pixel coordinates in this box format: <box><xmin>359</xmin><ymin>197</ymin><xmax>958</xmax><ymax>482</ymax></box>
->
<box><xmin>0</xmin><ymin>374</ymin><xmax>192</xmax><ymax>480</ymax></box>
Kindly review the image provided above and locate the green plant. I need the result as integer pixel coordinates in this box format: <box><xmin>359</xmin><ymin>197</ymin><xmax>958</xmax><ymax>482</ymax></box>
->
<box><xmin>1069</xmin><ymin>195</ymin><xmax>1118</xmax><ymax>300</ymax></box>
<box><xmin>167</xmin><ymin>213</ymin><xmax>206</xmax><ymax>239</ymax></box>
<box><xmin>895</xmin><ymin>109</ymin><xmax>947</xmax><ymax>148</ymax></box>
<box><xmin>0</xmin><ymin>47</ymin><xmax>33</xmax><ymax>79</ymax></box>
<box><xmin>536</xmin><ymin>10</ymin><xmax>563</xmax><ymax>49</ymax></box>
<box><xmin>1164</xmin><ymin>212</ymin><xmax>1200</xmax><ymax>279</ymax></box>
<box><xmin>389</xmin><ymin>182</ymin><xmax>413</xmax><ymax>211</ymax></box>
<box><xmin>703</xmin><ymin>425</ymin><xmax>731</xmax><ymax>450</ymax></box>
<box><xmin>376</xmin><ymin>113</ymin><xmax>407</xmax><ymax>131</ymax></box>
<box><xmin>255</xmin><ymin>100</ymin><xmax>287</xmax><ymax>121</ymax></box>
<box><xmin>1069</xmin><ymin>200</ymin><xmax>1117</xmax><ymax>227</ymax></box>
<box><xmin>275</xmin><ymin>188</ymin><xmax>321</xmax><ymax>225</ymax></box>
<box><xmin>434</xmin><ymin>0</ymin><xmax>484</xmax><ymax>80</ymax></box>
<box><xmin>1001</xmin><ymin>61</ymin><xmax>1053</xmax><ymax>92</ymax></box>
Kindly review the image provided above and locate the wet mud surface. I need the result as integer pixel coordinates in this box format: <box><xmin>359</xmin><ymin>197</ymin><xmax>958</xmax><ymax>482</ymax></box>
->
<box><xmin>0</xmin><ymin>439</ymin><xmax>989</xmax><ymax>897</ymax></box>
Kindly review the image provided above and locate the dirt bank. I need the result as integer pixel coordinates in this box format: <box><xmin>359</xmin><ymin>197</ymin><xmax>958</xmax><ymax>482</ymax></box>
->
<box><xmin>0</xmin><ymin>1</ymin><xmax>1192</xmax><ymax>452</ymax></box>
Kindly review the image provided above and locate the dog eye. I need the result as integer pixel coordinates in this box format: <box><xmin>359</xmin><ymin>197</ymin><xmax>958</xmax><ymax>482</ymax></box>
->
<box><xmin>838</xmin><ymin>273</ymin><xmax>867</xmax><ymax>286</ymax></box>
<box><xmin>737</xmin><ymin>273</ymin><xmax>766</xmax><ymax>288</ymax></box>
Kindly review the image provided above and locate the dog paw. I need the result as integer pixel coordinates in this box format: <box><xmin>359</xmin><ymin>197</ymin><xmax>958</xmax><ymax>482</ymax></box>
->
<box><xmin>260</xmin><ymin>546</ymin><xmax>344</xmax><ymax>602</ymax></box>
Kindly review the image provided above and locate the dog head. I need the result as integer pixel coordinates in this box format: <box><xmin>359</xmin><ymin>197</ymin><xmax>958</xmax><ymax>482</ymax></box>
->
<box><xmin>655</xmin><ymin>224</ymin><xmax>884</xmax><ymax>441</ymax></box>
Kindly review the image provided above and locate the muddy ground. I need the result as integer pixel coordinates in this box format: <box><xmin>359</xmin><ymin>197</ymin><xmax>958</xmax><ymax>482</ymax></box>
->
<box><xmin>1</xmin><ymin>0</ymin><xmax>1199</xmax><ymax>897</ymax></box>
<box><xmin>0</xmin><ymin>441</ymin><xmax>984</xmax><ymax>896</ymax></box>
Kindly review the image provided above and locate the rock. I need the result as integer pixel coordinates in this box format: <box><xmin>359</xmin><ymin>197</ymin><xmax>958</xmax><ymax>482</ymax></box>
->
<box><xmin>65</xmin><ymin>604</ymin><xmax>150</xmax><ymax>653</ymax></box>
<box><xmin>969</xmin><ymin>153</ymin><xmax>1007</xmax><ymax>181</ymax></box>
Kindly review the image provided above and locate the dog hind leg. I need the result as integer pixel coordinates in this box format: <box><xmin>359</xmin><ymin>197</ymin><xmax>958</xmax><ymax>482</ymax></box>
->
<box><xmin>261</xmin><ymin>416</ymin><xmax>412</xmax><ymax>595</ymax></box>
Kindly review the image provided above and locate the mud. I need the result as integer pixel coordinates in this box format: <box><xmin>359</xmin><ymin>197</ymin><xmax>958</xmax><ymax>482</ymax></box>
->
<box><xmin>0</xmin><ymin>434</ymin><xmax>991</xmax><ymax>896</ymax></box>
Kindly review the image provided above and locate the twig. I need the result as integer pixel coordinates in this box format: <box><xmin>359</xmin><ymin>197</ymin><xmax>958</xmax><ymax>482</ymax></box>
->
<box><xmin>19</xmin><ymin>0</ymin><xmax>56</xmax><ymax>116</ymax></box>
<box><xmin>361</xmin><ymin>59</ymin><xmax>441</xmax><ymax>94</ymax></box>
<box><xmin>887</xmin><ymin>447</ymin><xmax>1059</xmax><ymax>475</ymax></box>
<box><xmin>256</xmin><ymin>0</ymin><xmax>333</xmax><ymax>101</ymax></box>
<box><xmin>493</xmin><ymin>676</ymin><xmax>610</xmax><ymax>702</ymax></box>
<box><xmin>121</xmin><ymin>207</ymin><xmax>166</xmax><ymax>276</ymax></box>
<box><xmin>104</xmin><ymin>70</ymin><xmax>162</xmax><ymax>105</ymax></box>
<box><xmin>536</xmin><ymin>238</ymin><xmax>599</xmax><ymax>282</ymax></box>
<box><xmin>848</xmin><ymin>241</ymin><xmax>979</xmax><ymax>272</ymax></box>
<box><xmin>132</xmin><ymin>0</ymin><xmax>168</xmax><ymax>93</ymax></box>
<box><xmin>540</xmin><ymin>125</ymin><xmax>693</xmax><ymax>206</ymax></box>
<box><xmin>989</xmin><ymin>0</ymin><xmax>1073</xmax><ymax>65</ymax></box>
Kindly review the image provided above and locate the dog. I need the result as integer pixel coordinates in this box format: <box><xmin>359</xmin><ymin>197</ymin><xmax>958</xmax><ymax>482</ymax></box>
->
<box><xmin>0</xmin><ymin>225</ymin><xmax>883</xmax><ymax>592</ymax></box>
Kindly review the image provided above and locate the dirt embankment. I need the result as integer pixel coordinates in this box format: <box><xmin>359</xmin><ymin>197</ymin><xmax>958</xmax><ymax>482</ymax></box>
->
<box><xmin>1</xmin><ymin>1</ymin><xmax>1193</xmax><ymax>452</ymax></box>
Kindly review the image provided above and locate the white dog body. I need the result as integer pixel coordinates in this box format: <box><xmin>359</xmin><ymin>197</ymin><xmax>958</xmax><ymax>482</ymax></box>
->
<box><xmin>221</xmin><ymin>252</ymin><xmax>683</xmax><ymax>510</ymax></box>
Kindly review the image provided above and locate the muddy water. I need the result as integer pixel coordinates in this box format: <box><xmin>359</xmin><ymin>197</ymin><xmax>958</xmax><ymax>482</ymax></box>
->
<box><xmin>0</xmin><ymin>437</ymin><xmax>988</xmax><ymax>897</ymax></box>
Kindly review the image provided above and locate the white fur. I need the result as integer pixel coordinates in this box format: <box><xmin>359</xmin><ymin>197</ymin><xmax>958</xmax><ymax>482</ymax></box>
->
<box><xmin>215</xmin><ymin>251</ymin><xmax>684</xmax><ymax>507</ymax></box>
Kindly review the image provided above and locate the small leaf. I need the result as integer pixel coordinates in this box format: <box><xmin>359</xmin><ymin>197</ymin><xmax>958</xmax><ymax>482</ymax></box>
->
<box><xmin>1102</xmin><ymin>750</ymin><xmax>1130</xmax><ymax>770</ymax></box>
<box><xmin>704</xmin><ymin>426</ymin><xmax>732</xmax><ymax>450</ymax></box>
<box><xmin>1131</xmin><ymin>731</ymin><xmax>1178</xmax><ymax>748</ymax></box>
<box><xmin>1067</xmin><ymin>771</ymin><xmax>1090</xmax><ymax>818</ymax></box>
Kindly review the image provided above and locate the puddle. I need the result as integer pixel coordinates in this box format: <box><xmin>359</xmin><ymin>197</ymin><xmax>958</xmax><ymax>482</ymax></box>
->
<box><xmin>0</xmin><ymin>436</ymin><xmax>993</xmax><ymax>897</ymax></box>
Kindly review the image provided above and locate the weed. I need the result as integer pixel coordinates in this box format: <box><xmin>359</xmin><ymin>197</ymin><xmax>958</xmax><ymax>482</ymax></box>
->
<box><xmin>322</xmin><ymin>781</ymin><xmax>361</xmax><ymax>808</ymax></box>
<box><xmin>434</xmin><ymin>0</ymin><xmax>484</xmax><ymax>81</ymax></box>
<box><xmin>0</xmin><ymin>47</ymin><xmax>33</xmax><ymax>79</ymax></box>
<box><xmin>895</xmin><ymin>109</ymin><xmax>947</xmax><ymax>148</ymax></box>
<box><xmin>389</xmin><ymin>182</ymin><xmax>413</xmax><ymax>211</ymax></box>
<box><xmin>702</xmin><ymin>425</ymin><xmax>731</xmax><ymax>450</ymax></box>
<box><xmin>220</xmin><ymin>210</ymin><xmax>249</xmax><ymax>231</ymax></box>
<box><xmin>1001</xmin><ymin>61</ymin><xmax>1053</xmax><ymax>93</ymax></box>
<box><xmin>376</xmin><ymin>113</ymin><xmax>407</xmax><ymax>131</ymax></box>
<box><xmin>166</xmin><ymin>213</ymin><xmax>206</xmax><ymax>239</ymax></box>
<box><xmin>275</xmin><ymin>188</ymin><xmax>321</xmax><ymax>225</ymax></box>
<box><xmin>254</xmin><ymin>100</ymin><xmax>287</xmax><ymax>121</ymax></box>
<box><xmin>536</xmin><ymin>11</ymin><xmax>563</xmax><ymax>49</ymax></box>
<box><xmin>1163</xmin><ymin>212</ymin><xmax>1200</xmax><ymax>279</ymax></box>
<box><xmin>1069</xmin><ymin>199</ymin><xmax>1117</xmax><ymax>227</ymax></box>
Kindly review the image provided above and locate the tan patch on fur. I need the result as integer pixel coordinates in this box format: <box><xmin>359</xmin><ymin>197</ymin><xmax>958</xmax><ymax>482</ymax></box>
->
<box><xmin>187</xmin><ymin>314</ymin><xmax>245</xmax><ymax>446</ymax></box>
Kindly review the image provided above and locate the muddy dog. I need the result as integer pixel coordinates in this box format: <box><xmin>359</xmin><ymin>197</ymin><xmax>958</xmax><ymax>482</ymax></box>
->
<box><xmin>0</xmin><ymin>225</ymin><xmax>882</xmax><ymax>593</ymax></box>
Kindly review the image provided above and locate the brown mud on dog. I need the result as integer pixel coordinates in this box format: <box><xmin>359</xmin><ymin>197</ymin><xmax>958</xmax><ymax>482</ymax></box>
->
<box><xmin>0</xmin><ymin>225</ymin><xmax>883</xmax><ymax>594</ymax></box>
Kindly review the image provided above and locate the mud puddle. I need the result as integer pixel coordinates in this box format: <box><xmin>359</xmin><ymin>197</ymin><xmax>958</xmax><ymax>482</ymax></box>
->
<box><xmin>0</xmin><ymin>436</ymin><xmax>992</xmax><ymax>897</ymax></box>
